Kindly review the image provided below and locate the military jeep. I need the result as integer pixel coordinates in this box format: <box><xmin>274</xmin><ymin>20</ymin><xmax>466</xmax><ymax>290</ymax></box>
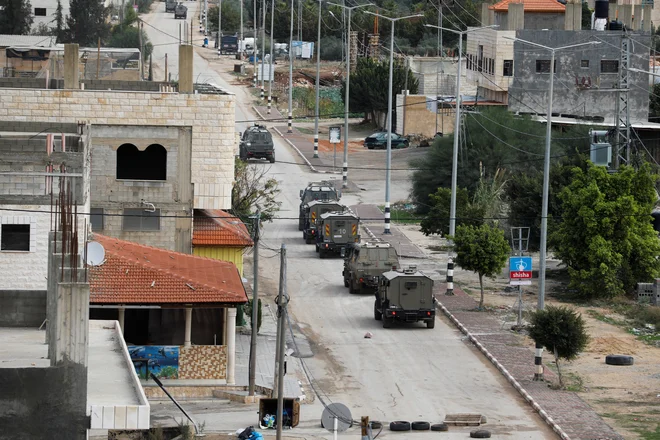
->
<box><xmin>239</xmin><ymin>124</ymin><xmax>275</xmax><ymax>162</ymax></box>
<box><xmin>302</xmin><ymin>200</ymin><xmax>345</xmax><ymax>244</ymax></box>
<box><xmin>315</xmin><ymin>211</ymin><xmax>359</xmax><ymax>258</ymax></box>
<box><xmin>298</xmin><ymin>181</ymin><xmax>340</xmax><ymax>230</ymax></box>
<box><xmin>343</xmin><ymin>241</ymin><xmax>400</xmax><ymax>294</ymax></box>
<box><xmin>374</xmin><ymin>266</ymin><xmax>436</xmax><ymax>329</ymax></box>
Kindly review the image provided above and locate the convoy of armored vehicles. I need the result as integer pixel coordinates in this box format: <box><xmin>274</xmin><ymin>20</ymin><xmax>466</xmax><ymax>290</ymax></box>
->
<box><xmin>295</xmin><ymin>180</ymin><xmax>436</xmax><ymax>329</ymax></box>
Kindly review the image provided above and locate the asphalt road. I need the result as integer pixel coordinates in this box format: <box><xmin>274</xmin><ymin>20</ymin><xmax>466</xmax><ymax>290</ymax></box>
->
<box><xmin>142</xmin><ymin>5</ymin><xmax>555</xmax><ymax>438</ymax></box>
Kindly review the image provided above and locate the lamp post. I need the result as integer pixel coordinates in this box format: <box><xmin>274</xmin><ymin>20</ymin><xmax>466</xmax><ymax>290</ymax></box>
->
<box><xmin>505</xmin><ymin>36</ymin><xmax>599</xmax><ymax>381</ymax></box>
<box><xmin>363</xmin><ymin>11</ymin><xmax>422</xmax><ymax>234</ymax></box>
<box><xmin>328</xmin><ymin>2</ymin><xmax>373</xmax><ymax>189</ymax></box>
<box><xmin>267</xmin><ymin>0</ymin><xmax>274</xmax><ymax>113</ymax></box>
<box><xmin>287</xmin><ymin>0</ymin><xmax>294</xmax><ymax>132</ymax></box>
<box><xmin>247</xmin><ymin>210</ymin><xmax>260</xmax><ymax>396</ymax></box>
<box><xmin>253</xmin><ymin>0</ymin><xmax>258</xmax><ymax>87</ymax></box>
<box><xmin>313</xmin><ymin>0</ymin><xmax>323</xmax><ymax>158</ymax></box>
<box><xmin>424</xmin><ymin>24</ymin><xmax>497</xmax><ymax>293</ymax></box>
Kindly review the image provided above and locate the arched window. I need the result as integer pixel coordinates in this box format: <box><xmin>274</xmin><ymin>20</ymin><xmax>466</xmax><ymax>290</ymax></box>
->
<box><xmin>116</xmin><ymin>143</ymin><xmax>167</xmax><ymax>180</ymax></box>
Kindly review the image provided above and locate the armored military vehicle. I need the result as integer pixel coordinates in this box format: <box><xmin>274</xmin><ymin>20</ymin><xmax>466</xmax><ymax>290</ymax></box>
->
<box><xmin>343</xmin><ymin>241</ymin><xmax>400</xmax><ymax>294</ymax></box>
<box><xmin>174</xmin><ymin>3</ymin><xmax>187</xmax><ymax>18</ymax></box>
<box><xmin>165</xmin><ymin>0</ymin><xmax>176</xmax><ymax>12</ymax></box>
<box><xmin>315</xmin><ymin>211</ymin><xmax>359</xmax><ymax>258</ymax></box>
<box><xmin>298</xmin><ymin>181</ymin><xmax>340</xmax><ymax>230</ymax></box>
<box><xmin>302</xmin><ymin>200</ymin><xmax>345</xmax><ymax>244</ymax></box>
<box><xmin>374</xmin><ymin>266</ymin><xmax>436</xmax><ymax>329</ymax></box>
<box><xmin>239</xmin><ymin>124</ymin><xmax>275</xmax><ymax>163</ymax></box>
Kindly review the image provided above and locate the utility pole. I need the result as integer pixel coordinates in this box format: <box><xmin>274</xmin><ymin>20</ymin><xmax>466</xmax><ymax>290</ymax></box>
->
<box><xmin>507</xmin><ymin>37</ymin><xmax>599</xmax><ymax>382</ymax></box>
<box><xmin>218</xmin><ymin>0</ymin><xmax>222</xmax><ymax>49</ymax></box>
<box><xmin>275</xmin><ymin>244</ymin><xmax>289</xmax><ymax>440</ymax></box>
<box><xmin>165</xmin><ymin>53</ymin><xmax>168</xmax><ymax>82</ymax></box>
<box><xmin>261</xmin><ymin>0</ymin><xmax>266</xmax><ymax>100</ymax></box>
<box><xmin>205</xmin><ymin>0</ymin><xmax>209</xmax><ymax>36</ymax></box>
<box><xmin>329</xmin><ymin>1</ymin><xmax>373</xmax><ymax>188</ymax></box>
<box><xmin>248</xmin><ymin>210</ymin><xmax>260</xmax><ymax>396</ymax></box>
<box><xmin>426</xmin><ymin>23</ymin><xmax>498</xmax><ymax>293</ymax></box>
<box><xmin>96</xmin><ymin>37</ymin><xmax>101</xmax><ymax>80</ymax></box>
<box><xmin>267</xmin><ymin>0</ymin><xmax>274</xmax><ymax>113</ymax></box>
<box><xmin>288</xmin><ymin>0</ymin><xmax>294</xmax><ymax>132</ymax></box>
<box><xmin>313</xmin><ymin>0</ymin><xmax>322</xmax><ymax>159</ymax></box>
<box><xmin>240</xmin><ymin>0</ymin><xmax>243</xmax><ymax>58</ymax></box>
<box><xmin>138</xmin><ymin>21</ymin><xmax>143</xmax><ymax>80</ymax></box>
<box><xmin>253</xmin><ymin>0</ymin><xmax>258</xmax><ymax>87</ymax></box>
<box><xmin>367</xmin><ymin>11</ymin><xmax>424</xmax><ymax>234</ymax></box>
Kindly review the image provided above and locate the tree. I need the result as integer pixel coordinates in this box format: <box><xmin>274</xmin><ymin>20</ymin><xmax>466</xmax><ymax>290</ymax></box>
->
<box><xmin>650</xmin><ymin>83</ymin><xmax>660</xmax><ymax>122</ymax></box>
<box><xmin>420</xmin><ymin>187</ymin><xmax>485</xmax><ymax>236</ymax></box>
<box><xmin>453</xmin><ymin>224</ymin><xmax>510</xmax><ymax>309</ymax></box>
<box><xmin>410</xmin><ymin>108</ymin><xmax>590</xmax><ymax>215</ymax></box>
<box><xmin>207</xmin><ymin>3</ymin><xmax>241</xmax><ymax>35</ymax></box>
<box><xmin>64</xmin><ymin>0</ymin><xmax>110</xmax><ymax>46</ymax></box>
<box><xmin>0</xmin><ymin>0</ymin><xmax>33</xmax><ymax>35</ymax></box>
<box><xmin>54</xmin><ymin>0</ymin><xmax>64</xmax><ymax>41</ymax></box>
<box><xmin>552</xmin><ymin>164</ymin><xmax>660</xmax><ymax>299</ymax></box>
<box><xmin>581</xmin><ymin>2</ymin><xmax>592</xmax><ymax>30</ymax></box>
<box><xmin>343</xmin><ymin>57</ymin><xmax>418</xmax><ymax>127</ymax></box>
<box><xmin>232</xmin><ymin>159</ymin><xmax>281</xmax><ymax>223</ymax></box>
<box><xmin>528</xmin><ymin>306</ymin><xmax>589</xmax><ymax>388</ymax></box>
<box><xmin>506</xmin><ymin>152</ymin><xmax>590</xmax><ymax>250</ymax></box>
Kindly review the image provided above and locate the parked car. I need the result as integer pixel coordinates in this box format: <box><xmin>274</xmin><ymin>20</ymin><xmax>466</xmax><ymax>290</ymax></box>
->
<box><xmin>363</xmin><ymin>132</ymin><xmax>409</xmax><ymax>149</ymax></box>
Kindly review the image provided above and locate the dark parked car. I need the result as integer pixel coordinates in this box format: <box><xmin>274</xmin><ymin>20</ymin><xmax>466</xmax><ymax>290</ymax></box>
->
<box><xmin>363</xmin><ymin>132</ymin><xmax>409</xmax><ymax>149</ymax></box>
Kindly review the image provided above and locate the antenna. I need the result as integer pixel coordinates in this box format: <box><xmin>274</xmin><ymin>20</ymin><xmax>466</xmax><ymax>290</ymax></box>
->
<box><xmin>85</xmin><ymin>241</ymin><xmax>106</xmax><ymax>266</ymax></box>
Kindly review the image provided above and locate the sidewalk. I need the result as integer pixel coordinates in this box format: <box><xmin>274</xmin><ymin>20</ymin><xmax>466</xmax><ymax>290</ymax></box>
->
<box><xmin>234</xmin><ymin>299</ymin><xmax>306</xmax><ymax>400</ymax></box>
<box><xmin>436</xmin><ymin>286</ymin><xmax>623</xmax><ymax>440</ymax></box>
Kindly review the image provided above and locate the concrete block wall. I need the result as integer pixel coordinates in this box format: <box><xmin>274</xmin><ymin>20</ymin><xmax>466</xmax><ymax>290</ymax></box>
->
<box><xmin>509</xmin><ymin>30</ymin><xmax>650</xmax><ymax>124</ymax></box>
<box><xmin>0</xmin><ymin>77</ymin><xmax>47</xmax><ymax>89</ymax></box>
<box><xmin>0</xmin><ymin>88</ymin><xmax>235</xmax><ymax>210</ymax></box>
<box><xmin>95</xmin><ymin>207</ymin><xmax>183</xmax><ymax>251</ymax></box>
<box><xmin>0</xmin><ymin>290</ymin><xmax>46</xmax><ymax>326</ymax></box>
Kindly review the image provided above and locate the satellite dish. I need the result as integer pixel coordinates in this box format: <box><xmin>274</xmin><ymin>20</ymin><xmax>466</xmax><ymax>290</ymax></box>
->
<box><xmin>85</xmin><ymin>241</ymin><xmax>106</xmax><ymax>266</ymax></box>
<box><xmin>321</xmin><ymin>403</ymin><xmax>352</xmax><ymax>433</ymax></box>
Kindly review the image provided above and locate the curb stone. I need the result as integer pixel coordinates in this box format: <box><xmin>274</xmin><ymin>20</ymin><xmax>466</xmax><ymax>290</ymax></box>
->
<box><xmin>271</xmin><ymin>126</ymin><xmax>323</xmax><ymax>174</ymax></box>
<box><xmin>436</xmin><ymin>302</ymin><xmax>572</xmax><ymax>440</ymax></box>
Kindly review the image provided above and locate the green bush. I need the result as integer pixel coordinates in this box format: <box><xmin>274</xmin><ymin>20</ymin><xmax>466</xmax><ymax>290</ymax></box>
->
<box><xmin>528</xmin><ymin>305</ymin><xmax>589</xmax><ymax>388</ymax></box>
<box><xmin>245</xmin><ymin>298</ymin><xmax>262</xmax><ymax>333</ymax></box>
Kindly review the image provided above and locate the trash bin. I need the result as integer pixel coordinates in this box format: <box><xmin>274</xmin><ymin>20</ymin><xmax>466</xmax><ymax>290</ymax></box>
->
<box><xmin>258</xmin><ymin>398</ymin><xmax>300</xmax><ymax>428</ymax></box>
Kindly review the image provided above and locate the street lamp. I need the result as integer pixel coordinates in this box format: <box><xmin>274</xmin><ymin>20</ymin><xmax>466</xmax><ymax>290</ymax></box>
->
<box><xmin>267</xmin><ymin>0</ymin><xmax>274</xmax><ymax>113</ymax></box>
<box><xmin>505</xmin><ymin>36</ymin><xmax>599</xmax><ymax>381</ymax></box>
<box><xmin>366</xmin><ymin>11</ymin><xmax>423</xmax><ymax>234</ymax></box>
<box><xmin>313</xmin><ymin>0</ymin><xmax>324</xmax><ymax>159</ymax></box>
<box><xmin>328</xmin><ymin>2</ymin><xmax>373</xmax><ymax>189</ymax></box>
<box><xmin>287</xmin><ymin>0</ymin><xmax>294</xmax><ymax>132</ymax></box>
<box><xmin>424</xmin><ymin>24</ymin><xmax>497</xmax><ymax>292</ymax></box>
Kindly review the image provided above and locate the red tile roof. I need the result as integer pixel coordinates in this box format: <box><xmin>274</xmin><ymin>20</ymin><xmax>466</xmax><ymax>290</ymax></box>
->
<box><xmin>193</xmin><ymin>210</ymin><xmax>254</xmax><ymax>247</ymax></box>
<box><xmin>89</xmin><ymin>234</ymin><xmax>248</xmax><ymax>305</ymax></box>
<box><xmin>490</xmin><ymin>0</ymin><xmax>565</xmax><ymax>13</ymax></box>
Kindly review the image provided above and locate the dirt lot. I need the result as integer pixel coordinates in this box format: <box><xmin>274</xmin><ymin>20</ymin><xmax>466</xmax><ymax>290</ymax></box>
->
<box><xmin>398</xmin><ymin>224</ymin><xmax>660</xmax><ymax>440</ymax></box>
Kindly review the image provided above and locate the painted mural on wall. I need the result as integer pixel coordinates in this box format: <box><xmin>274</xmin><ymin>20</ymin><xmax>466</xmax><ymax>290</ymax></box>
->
<box><xmin>128</xmin><ymin>346</ymin><xmax>179</xmax><ymax>379</ymax></box>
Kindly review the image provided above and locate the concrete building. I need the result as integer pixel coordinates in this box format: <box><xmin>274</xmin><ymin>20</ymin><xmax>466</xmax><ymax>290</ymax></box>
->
<box><xmin>0</xmin><ymin>44</ymin><xmax>236</xmax><ymax>254</ymax></box>
<box><xmin>0</xmin><ymin>127</ymin><xmax>149</xmax><ymax>440</ymax></box>
<box><xmin>508</xmin><ymin>30</ymin><xmax>651</xmax><ymax>125</ymax></box>
<box><xmin>0</xmin><ymin>121</ymin><xmax>90</xmax><ymax>324</ymax></box>
<box><xmin>88</xmin><ymin>234</ymin><xmax>248</xmax><ymax>386</ymax></box>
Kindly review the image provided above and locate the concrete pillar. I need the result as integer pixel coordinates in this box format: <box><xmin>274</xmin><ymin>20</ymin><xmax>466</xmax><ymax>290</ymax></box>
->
<box><xmin>642</xmin><ymin>4</ymin><xmax>652</xmax><ymax>32</ymax></box>
<box><xmin>226</xmin><ymin>307</ymin><xmax>237</xmax><ymax>384</ymax></box>
<box><xmin>118</xmin><ymin>307</ymin><xmax>125</xmax><ymax>334</ymax></box>
<box><xmin>184</xmin><ymin>307</ymin><xmax>192</xmax><ymax>347</ymax></box>
<box><xmin>481</xmin><ymin>3</ymin><xmax>491</xmax><ymax>26</ymax></box>
<box><xmin>620</xmin><ymin>4</ymin><xmax>632</xmax><ymax>28</ymax></box>
<box><xmin>633</xmin><ymin>4</ymin><xmax>642</xmax><ymax>31</ymax></box>
<box><xmin>63</xmin><ymin>44</ymin><xmax>79</xmax><ymax>89</ymax></box>
<box><xmin>507</xmin><ymin>2</ymin><xmax>525</xmax><ymax>31</ymax></box>
<box><xmin>178</xmin><ymin>45</ymin><xmax>194</xmax><ymax>94</ymax></box>
<box><xmin>565</xmin><ymin>0</ymin><xmax>582</xmax><ymax>30</ymax></box>
<box><xmin>608</xmin><ymin>0</ymin><xmax>616</xmax><ymax>22</ymax></box>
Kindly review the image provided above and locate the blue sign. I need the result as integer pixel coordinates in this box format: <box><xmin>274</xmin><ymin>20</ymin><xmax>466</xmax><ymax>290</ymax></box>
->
<box><xmin>509</xmin><ymin>256</ymin><xmax>532</xmax><ymax>281</ymax></box>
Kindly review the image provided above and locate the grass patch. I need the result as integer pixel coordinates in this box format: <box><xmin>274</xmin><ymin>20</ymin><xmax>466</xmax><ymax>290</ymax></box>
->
<box><xmin>586</xmin><ymin>309</ymin><xmax>625</xmax><ymax>326</ymax></box>
<box><xmin>296</xmin><ymin>127</ymin><xmax>314</xmax><ymax>135</ymax></box>
<box><xmin>601</xmin><ymin>412</ymin><xmax>660</xmax><ymax>439</ymax></box>
<box><xmin>377</xmin><ymin>204</ymin><xmax>420</xmax><ymax>225</ymax></box>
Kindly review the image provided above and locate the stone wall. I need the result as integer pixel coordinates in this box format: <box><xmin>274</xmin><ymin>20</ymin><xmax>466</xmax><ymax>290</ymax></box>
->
<box><xmin>397</xmin><ymin>94</ymin><xmax>456</xmax><ymax>137</ymax></box>
<box><xmin>0</xmin><ymin>88</ymin><xmax>235</xmax><ymax>210</ymax></box>
<box><xmin>178</xmin><ymin>345</ymin><xmax>227</xmax><ymax>379</ymax></box>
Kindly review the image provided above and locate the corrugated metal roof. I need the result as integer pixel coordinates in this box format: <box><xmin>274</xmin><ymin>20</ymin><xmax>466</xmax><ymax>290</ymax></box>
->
<box><xmin>0</xmin><ymin>34</ymin><xmax>57</xmax><ymax>47</ymax></box>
